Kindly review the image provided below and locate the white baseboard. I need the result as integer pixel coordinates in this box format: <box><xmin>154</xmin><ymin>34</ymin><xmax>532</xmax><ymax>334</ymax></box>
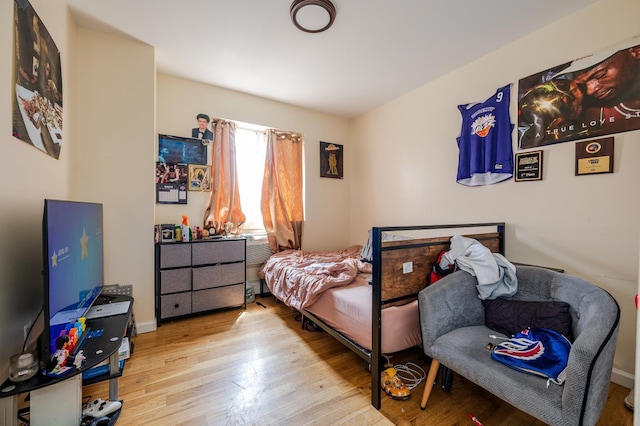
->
<box><xmin>0</xmin><ymin>395</ymin><xmax>18</xmax><ymax>426</ymax></box>
<box><xmin>136</xmin><ymin>320</ymin><xmax>157</xmax><ymax>334</ymax></box>
<box><xmin>611</xmin><ymin>368</ymin><xmax>634</xmax><ymax>389</ymax></box>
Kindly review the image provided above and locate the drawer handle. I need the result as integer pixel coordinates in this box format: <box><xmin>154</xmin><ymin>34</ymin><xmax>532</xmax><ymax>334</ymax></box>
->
<box><xmin>174</xmin><ymin>303</ymin><xmax>180</xmax><ymax>308</ymax></box>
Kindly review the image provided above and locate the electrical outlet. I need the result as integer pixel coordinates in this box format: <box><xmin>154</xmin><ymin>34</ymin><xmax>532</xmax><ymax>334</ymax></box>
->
<box><xmin>402</xmin><ymin>261</ymin><xmax>413</xmax><ymax>274</ymax></box>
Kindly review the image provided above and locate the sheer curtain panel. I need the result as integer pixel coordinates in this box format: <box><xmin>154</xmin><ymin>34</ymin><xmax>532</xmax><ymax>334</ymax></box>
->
<box><xmin>260</xmin><ymin>129</ymin><xmax>304</xmax><ymax>252</ymax></box>
<box><xmin>203</xmin><ymin>119</ymin><xmax>246</xmax><ymax>234</ymax></box>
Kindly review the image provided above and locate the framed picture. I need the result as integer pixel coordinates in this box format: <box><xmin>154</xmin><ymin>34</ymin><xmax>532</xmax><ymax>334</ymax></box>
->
<box><xmin>320</xmin><ymin>141</ymin><xmax>343</xmax><ymax>179</ymax></box>
<box><xmin>515</xmin><ymin>150</ymin><xmax>543</xmax><ymax>182</ymax></box>
<box><xmin>575</xmin><ymin>137</ymin><xmax>614</xmax><ymax>176</ymax></box>
<box><xmin>188</xmin><ymin>165</ymin><xmax>212</xmax><ymax>191</ymax></box>
<box><xmin>160</xmin><ymin>224</ymin><xmax>175</xmax><ymax>242</ymax></box>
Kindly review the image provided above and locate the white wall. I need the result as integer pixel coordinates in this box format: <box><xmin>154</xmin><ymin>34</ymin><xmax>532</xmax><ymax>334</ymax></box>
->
<box><xmin>74</xmin><ymin>28</ymin><xmax>156</xmax><ymax>332</ymax></box>
<box><xmin>350</xmin><ymin>0</ymin><xmax>639</xmax><ymax>379</ymax></box>
<box><xmin>155</xmin><ymin>73</ymin><xmax>351</xmax><ymax>253</ymax></box>
<box><xmin>0</xmin><ymin>0</ymin><xmax>75</xmax><ymax>378</ymax></box>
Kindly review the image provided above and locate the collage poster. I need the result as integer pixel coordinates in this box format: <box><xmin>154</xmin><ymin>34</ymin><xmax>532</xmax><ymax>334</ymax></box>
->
<box><xmin>13</xmin><ymin>0</ymin><xmax>63</xmax><ymax>159</ymax></box>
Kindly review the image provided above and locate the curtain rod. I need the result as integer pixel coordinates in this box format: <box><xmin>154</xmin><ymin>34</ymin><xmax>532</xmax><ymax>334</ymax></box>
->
<box><xmin>212</xmin><ymin>117</ymin><xmax>302</xmax><ymax>138</ymax></box>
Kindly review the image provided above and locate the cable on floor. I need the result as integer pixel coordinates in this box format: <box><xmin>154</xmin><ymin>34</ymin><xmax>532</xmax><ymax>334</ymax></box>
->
<box><xmin>393</xmin><ymin>362</ymin><xmax>427</xmax><ymax>390</ymax></box>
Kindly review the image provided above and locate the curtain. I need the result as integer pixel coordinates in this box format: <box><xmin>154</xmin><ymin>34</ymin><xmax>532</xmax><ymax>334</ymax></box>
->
<box><xmin>261</xmin><ymin>129</ymin><xmax>304</xmax><ymax>252</ymax></box>
<box><xmin>203</xmin><ymin>119</ymin><xmax>246</xmax><ymax>234</ymax></box>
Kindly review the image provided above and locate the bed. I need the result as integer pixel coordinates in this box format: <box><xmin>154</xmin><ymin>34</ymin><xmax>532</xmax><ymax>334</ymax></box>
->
<box><xmin>259</xmin><ymin>223</ymin><xmax>505</xmax><ymax>409</ymax></box>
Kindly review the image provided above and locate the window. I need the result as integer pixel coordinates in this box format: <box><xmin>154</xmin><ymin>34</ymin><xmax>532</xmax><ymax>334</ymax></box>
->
<box><xmin>235</xmin><ymin>126</ymin><xmax>267</xmax><ymax>233</ymax></box>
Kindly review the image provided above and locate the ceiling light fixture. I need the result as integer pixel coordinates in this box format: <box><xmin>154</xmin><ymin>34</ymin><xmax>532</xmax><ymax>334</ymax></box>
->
<box><xmin>290</xmin><ymin>0</ymin><xmax>336</xmax><ymax>33</ymax></box>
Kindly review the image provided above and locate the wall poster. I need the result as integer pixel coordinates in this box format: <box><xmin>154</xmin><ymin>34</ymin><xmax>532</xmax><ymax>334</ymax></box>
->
<box><xmin>158</xmin><ymin>134</ymin><xmax>208</xmax><ymax>165</ymax></box>
<box><xmin>320</xmin><ymin>142</ymin><xmax>343</xmax><ymax>179</ymax></box>
<box><xmin>13</xmin><ymin>0</ymin><xmax>63</xmax><ymax>159</ymax></box>
<box><xmin>156</xmin><ymin>162</ymin><xmax>187</xmax><ymax>184</ymax></box>
<box><xmin>518</xmin><ymin>35</ymin><xmax>640</xmax><ymax>150</ymax></box>
<box><xmin>156</xmin><ymin>162</ymin><xmax>188</xmax><ymax>204</ymax></box>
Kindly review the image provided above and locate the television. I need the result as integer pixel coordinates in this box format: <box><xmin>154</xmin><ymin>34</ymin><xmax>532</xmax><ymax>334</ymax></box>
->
<box><xmin>41</xmin><ymin>199</ymin><xmax>104</xmax><ymax>367</ymax></box>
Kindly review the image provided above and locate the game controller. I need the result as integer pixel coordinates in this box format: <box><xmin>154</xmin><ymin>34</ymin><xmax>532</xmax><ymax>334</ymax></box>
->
<box><xmin>82</xmin><ymin>399</ymin><xmax>122</xmax><ymax>418</ymax></box>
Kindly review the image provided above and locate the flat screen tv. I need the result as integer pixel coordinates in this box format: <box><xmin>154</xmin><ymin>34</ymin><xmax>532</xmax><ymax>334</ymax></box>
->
<box><xmin>158</xmin><ymin>134</ymin><xmax>208</xmax><ymax>165</ymax></box>
<box><xmin>41</xmin><ymin>199</ymin><xmax>104</xmax><ymax>366</ymax></box>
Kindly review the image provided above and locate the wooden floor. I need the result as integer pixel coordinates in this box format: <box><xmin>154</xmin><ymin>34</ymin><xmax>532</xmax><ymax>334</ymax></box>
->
<box><xmin>79</xmin><ymin>297</ymin><xmax>632</xmax><ymax>425</ymax></box>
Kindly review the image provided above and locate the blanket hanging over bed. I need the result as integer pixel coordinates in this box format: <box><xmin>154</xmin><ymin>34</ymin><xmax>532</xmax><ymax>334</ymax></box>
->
<box><xmin>259</xmin><ymin>245</ymin><xmax>371</xmax><ymax>310</ymax></box>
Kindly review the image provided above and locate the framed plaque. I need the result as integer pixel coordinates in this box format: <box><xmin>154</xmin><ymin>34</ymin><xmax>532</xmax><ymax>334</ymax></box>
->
<box><xmin>515</xmin><ymin>150</ymin><xmax>543</xmax><ymax>182</ymax></box>
<box><xmin>575</xmin><ymin>137</ymin><xmax>614</xmax><ymax>176</ymax></box>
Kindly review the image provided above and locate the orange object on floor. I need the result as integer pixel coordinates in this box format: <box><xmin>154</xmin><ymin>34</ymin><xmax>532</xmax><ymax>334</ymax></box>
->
<box><xmin>381</xmin><ymin>367</ymin><xmax>411</xmax><ymax>400</ymax></box>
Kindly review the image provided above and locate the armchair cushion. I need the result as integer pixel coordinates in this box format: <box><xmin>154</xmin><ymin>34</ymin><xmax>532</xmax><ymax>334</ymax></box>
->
<box><xmin>482</xmin><ymin>298</ymin><xmax>574</xmax><ymax>340</ymax></box>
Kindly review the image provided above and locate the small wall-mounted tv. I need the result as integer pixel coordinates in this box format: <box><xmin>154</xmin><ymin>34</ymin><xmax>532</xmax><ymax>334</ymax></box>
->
<box><xmin>158</xmin><ymin>134</ymin><xmax>208</xmax><ymax>165</ymax></box>
<box><xmin>41</xmin><ymin>199</ymin><xmax>104</xmax><ymax>364</ymax></box>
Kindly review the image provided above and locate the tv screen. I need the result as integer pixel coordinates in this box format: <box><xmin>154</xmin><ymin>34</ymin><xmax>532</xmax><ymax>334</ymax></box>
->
<box><xmin>42</xmin><ymin>199</ymin><xmax>104</xmax><ymax>361</ymax></box>
<box><xmin>158</xmin><ymin>134</ymin><xmax>208</xmax><ymax>165</ymax></box>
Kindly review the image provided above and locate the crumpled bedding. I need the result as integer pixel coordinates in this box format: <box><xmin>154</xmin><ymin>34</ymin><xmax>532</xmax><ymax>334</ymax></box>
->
<box><xmin>258</xmin><ymin>245</ymin><xmax>372</xmax><ymax>310</ymax></box>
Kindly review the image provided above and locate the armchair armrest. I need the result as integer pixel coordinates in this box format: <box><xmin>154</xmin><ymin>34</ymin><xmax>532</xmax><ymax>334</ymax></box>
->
<box><xmin>561</xmin><ymin>286</ymin><xmax>620</xmax><ymax>424</ymax></box>
<box><xmin>418</xmin><ymin>271</ymin><xmax>486</xmax><ymax>351</ymax></box>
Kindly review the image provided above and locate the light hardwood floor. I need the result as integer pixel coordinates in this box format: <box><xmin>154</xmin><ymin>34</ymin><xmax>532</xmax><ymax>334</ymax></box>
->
<box><xmin>81</xmin><ymin>296</ymin><xmax>633</xmax><ymax>425</ymax></box>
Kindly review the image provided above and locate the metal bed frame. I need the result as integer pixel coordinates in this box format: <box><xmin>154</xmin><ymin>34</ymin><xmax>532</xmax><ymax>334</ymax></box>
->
<box><xmin>300</xmin><ymin>222</ymin><xmax>506</xmax><ymax>409</ymax></box>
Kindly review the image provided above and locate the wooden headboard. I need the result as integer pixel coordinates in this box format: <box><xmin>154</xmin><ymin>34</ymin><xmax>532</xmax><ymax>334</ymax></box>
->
<box><xmin>372</xmin><ymin>224</ymin><xmax>505</xmax><ymax>304</ymax></box>
<box><xmin>368</xmin><ymin>222</ymin><xmax>504</xmax><ymax>409</ymax></box>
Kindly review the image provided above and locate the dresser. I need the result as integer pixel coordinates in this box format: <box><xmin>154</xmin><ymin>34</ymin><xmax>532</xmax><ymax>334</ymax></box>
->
<box><xmin>155</xmin><ymin>238</ymin><xmax>246</xmax><ymax>325</ymax></box>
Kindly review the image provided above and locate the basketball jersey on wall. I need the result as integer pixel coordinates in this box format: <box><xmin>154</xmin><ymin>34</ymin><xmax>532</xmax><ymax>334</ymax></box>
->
<box><xmin>456</xmin><ymin>84</ymin><xmax>513</xmax><ymax>186</ymax></box>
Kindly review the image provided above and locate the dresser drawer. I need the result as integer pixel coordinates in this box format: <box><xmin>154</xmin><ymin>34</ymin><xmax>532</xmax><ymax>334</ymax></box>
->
<box><xmin>160</xmin><ymin>268</ymin><xmax>191</xmax><ymax>294</ymax></box>
<box><xmin>160</xmin><ymin>292</ymin><xmax>191</xmax><ymax>319</ymax></box>
<box><xmin>192</xmin><ymin>239</ymin><xmax>245</xmax><ymax>265</ymax></box>
<box><xmin>192</xmin><ymin>284</ymin><xmax>245</xmax><ymax>313</ymax></box>
<box><xmin>159</xmin><ymin>244</ymin><xmax>191</xmax><ymax>268</ymax></box>
<box><xmin>192</xmin><ymin>262</ymin><xmax>245</xmax><ymax>291</ymax></box>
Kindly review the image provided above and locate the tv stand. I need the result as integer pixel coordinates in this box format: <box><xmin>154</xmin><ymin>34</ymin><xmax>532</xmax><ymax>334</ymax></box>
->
<box><xmin>95</xmin><ymin>293</ymin><xmax>118</xmax><ymax>304</ymax></box>
<box><xmin>0</xmin><ymin>295</ymin><xmax>133</xmax><ymax>426</ymax></box>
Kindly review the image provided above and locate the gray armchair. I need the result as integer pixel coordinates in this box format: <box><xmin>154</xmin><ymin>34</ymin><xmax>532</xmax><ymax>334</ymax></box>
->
<box><xmin>418</xmin><ymin>265</ymin><xmax>620</xmax><ymax>426</ymax></box>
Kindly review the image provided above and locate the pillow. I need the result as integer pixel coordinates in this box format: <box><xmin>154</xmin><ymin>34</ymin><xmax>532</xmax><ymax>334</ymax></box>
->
<box><xmin>482</xmin><ymin>298</ymin><xmax>574</xmax><ymax>341</ymax></box>
<box><xmin>360</xmin><ymin>230</ymin><xmax>413</xmax><ymax>262</ymax></box>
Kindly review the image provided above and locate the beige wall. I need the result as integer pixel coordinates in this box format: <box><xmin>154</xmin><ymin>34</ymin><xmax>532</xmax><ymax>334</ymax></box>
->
<box><xmin>155</xmin><ymin>75</ymin><xmax>351</xmax><ymax>288</ymax></box>
<box><xmin>155</xmin><ymin>73</ymin><xmax>351</xmax><ymax>253</ymax></box>
<box><xmin>350</xmin><ymin>0</ymin><xmax>639</xmax><ymax>380</ymax></box>
<box><xmin>74</xmin><ymin>28</ymin><xmax>157</xmax><ymax>333</ymax></box>
<box><xmin>0</xmin><ymin>0</ymin><xmax>75</xmax><ymax>379</ymax></box>
<box><xmin>0</xmin><ymin>0</ymin><xmax>637</xmax><ymax>393</ymax></box>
